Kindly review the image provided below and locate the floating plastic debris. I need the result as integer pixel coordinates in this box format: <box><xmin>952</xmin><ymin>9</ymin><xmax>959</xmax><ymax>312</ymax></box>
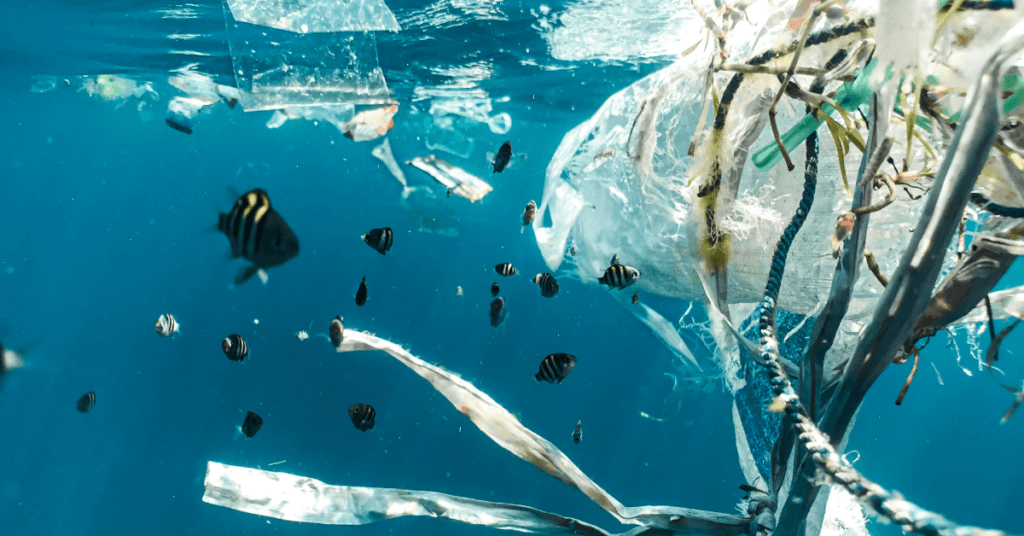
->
<box><xmin>223</xmin><ymin>0</ymin><xmax>400</xmax><ymax>33</ymax></box>
<box><xmin>406</xmin><ymin>155</ymin><xmax>493</xmax><ymax>203</ymax></box>
<box><xmin>342</xmin><ymin>103</ymin><xmax>398</xmax><ymax>141</ymax></box>
<box><xmin>78</xmin><ymin>75</ymin><xmax>159</xmax><ymax>108</ymax></box>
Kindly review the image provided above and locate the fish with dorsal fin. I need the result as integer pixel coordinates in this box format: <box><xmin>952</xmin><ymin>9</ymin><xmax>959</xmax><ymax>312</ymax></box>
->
<box><xmin>521</xmin><ymin>200</ymin><xmax>537</xmax><ymax>233</ymax></box>
<box><xmin>218</xmin><ymin>189</ymin><xmax>300</xmax><ymax>285</ymax></box>
<box><xmin>532</xmin><ymin>273</ymin><xmax>559</xmax><ymax>298</ymax></box>
<box><xmin>362</xmin><ymin>227</ymin><xmax>393</xmax><ymax>255</ymax></box>
<box><xmin>222</xmin><ymin>334</ymin><xmax>248</xmax><ymax>362</ymax></box>
<box><xmin>155</xmin><ymin>314</ymin><xmax>180</xmax><ymax>337</ymax></box>
<box><xmin>349</xmin><ymin>403</ymin><xmax>376</xmax><ymax>431</ymax></box>
<box><xmin>599</xmin><ymin>264</ymin><xmax>640</xmax><ymax>290</ymax></box>
<box><xmin>489</xmin><ymin>297</ymin><xmax>506</xmax><ymax>327</ymax></box>
<box><xmin>490</xmin><ymin>141</ymin><xmax>513</xmax><ymax>173</ymax></box>
<box><xmin>495</xmin><ymin>263</ymin><xmax>518</xmax><ymax>277</ymax></box>
<box><xmin>535</xmin><ymin>353</ymin><xmax>576</xmax><ymax>384</ymax></box>
<box><xmin>572</xmin><ymin>420</ymin><xmax>582</xmax><ymax>444</ymax></box>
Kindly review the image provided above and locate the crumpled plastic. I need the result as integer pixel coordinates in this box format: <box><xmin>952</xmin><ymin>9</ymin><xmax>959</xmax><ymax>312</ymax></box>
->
<box><xmin>78</xmin><ymin>75</ymin><xmax>159</xmax><ymax>107</ymax></box>
<box><xmin>224</xmin><ymin>0</ymin><xmax>400</xmax><ymax>33</ymax></box>
<box><xmin>223</xmin><ymin>0</ymin><xmax>392</xmax><ymax>111</ymax></box>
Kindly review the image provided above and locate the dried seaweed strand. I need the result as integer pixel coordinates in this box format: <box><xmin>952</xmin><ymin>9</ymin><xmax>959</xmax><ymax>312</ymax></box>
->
<box><xmin>895</xmin><ymin>348</ymin><xmax>920</xmax><ymax>405</ymax></box>
<box><xmin>864</xmin><ymin>251</ymin><xmax>889</xmax><ymax>286</ymax></box>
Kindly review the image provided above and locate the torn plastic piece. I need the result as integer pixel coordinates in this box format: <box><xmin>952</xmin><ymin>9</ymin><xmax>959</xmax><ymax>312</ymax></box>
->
<box><xmin>372</xmin><ymin>138</ymin><xmax>407</xmax><ymax>187</ymax></box>
<box><xmin>294</xmin><ymin>329</ymin><xmax>749</xmax><ymax>533</ymax></box>
<box><xmin>78</xmin><ymin>75</ymin><xmax>159</xmax><ymax>107</ymax></box>
<box><xmin>169</xmin><ymin>71</ymin><xmax>240</xmax><ymax>108</ymax></box>
<box><xmin>374</xmin><ymin>141</ymin><xmax>459</xmax><ymax>236</ymax></box>
<box><xmin>223</xmin><ymin>0</ymin><xmax>391</xmax><ymax>111</ymax></box>
<box><xmin>224</xmin><ymin>0</ymin><xmax>400</xmax><ymax>33</ymax></box>
<box><xmin>205</xmin><ymin>461</ymin><xmax>623</xmax><ymax>536</ymax></box>
<box><xmin>265</xmin><ymin>104</ymin><xmax>356</xmax><ymax>132</ymax></box>
<box><xmin>343</xmin><ymin>103</ymin><xmax>398</xmax><ymax>141</ymax></box>
<box><xmin>952</xmin><ymin>284</ymin><xmax>1024</xmax><ymax>325</ymax></box>
<box><xmin>606</xmin><ymin>288</ymin><xmax>702</xmax><ymax>374</ymax></box>
<box><xmin>406</xmin><ymin>155</ymin><xmax>493</xmax><ymax>202</ymax></box>
<box><xmin>165</xmin><ymin>97</ymin><xmax>204</xmax><ymax>134</ymax></box>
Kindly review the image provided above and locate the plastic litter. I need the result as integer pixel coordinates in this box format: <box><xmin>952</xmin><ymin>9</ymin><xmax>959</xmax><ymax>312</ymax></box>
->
<box><xmin>406</xmin><ymin>155</ymin><xmax>493</xmax><ymax>203</ymax></box>
<box><xmin>78</xmin><ymin>75</ymin><xmax>158</xmax><ymax>107</ymax></box>
<box><xmin>223</xmin><ymin>1</ymin><xmax>392</xmax><ymax>111</ymax></box>
<box><xmin>342</xmin><ymin>103</ymin><xmax>398</xmax><ymax>141</ymax></box>
<box><xmin>223</xmin><ymin>0</ymin><xmax>400</xmax><ymax>33</ymax></box>
<box><xmin>374</xmin><ymin>140</ymin><xmax>460</xmax><ymax>236</ymax></box>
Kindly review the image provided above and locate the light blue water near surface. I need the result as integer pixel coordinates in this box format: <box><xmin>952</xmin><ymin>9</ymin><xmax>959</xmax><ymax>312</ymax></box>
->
<box><xmin>1</xmin><ymin>2</ymin><xmax>1023</xmax><ymax>536</ymax></box>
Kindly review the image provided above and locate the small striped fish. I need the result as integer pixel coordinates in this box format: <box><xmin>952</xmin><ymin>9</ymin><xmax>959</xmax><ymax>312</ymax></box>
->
<box><xmin>491</xmin><ymin>141</ymin><xmax>512</xmax><ymax>173</ymax></box>
<box><xmin>532</xmin><ymin>272</ymin><xmax>559</xmax><ymax>298</ymax></box>
<box><xmin>572</xmin><ymin>420</ymin><xmax>582</xmax><ymax>444</ymax></box>
<box><xmin>362</xmin><ymin>227</ymin><xmax>393</xmax><ymax>255</ymax></box>
<box><xmin>598</xmin><ymin>264</ymin><xmax>640</xmax><ymax>290</ymax></box>
<box><xmin>349</xmin><ymin>403</ymin><xmax>376</xmax><ymax>431</ymax></box>
<box><xmin>491</xmin><ymin>282</ymin><xmax>500</xmax><ymax>297</ymax></box>
<box><xmin>218</xmin><ymin>189</ymin><xmax>300</xmax><ymax>285</ymax></box>
<box><xmin>155</xmin><ymin>314</ymin><xmax>179</xmax><ymax>337</ymax></box>
<box><xmin>221</xmin><ymin>334</ymin><xmax>248</xmax><ymax>362</ymax></box>
<box><xmin>495</xmin><ymin>263</ymin><xmax>518</xmax><ymax>277</ymax></box>
<box><xmin>76</xmin><ymin>391</ymin><xmax>96</xmax><ymax>413</ymax></box>
<box><xmin>535</xmin><ymin>353</ymin><xmax>576</xmax><ymax>384</ymax></box>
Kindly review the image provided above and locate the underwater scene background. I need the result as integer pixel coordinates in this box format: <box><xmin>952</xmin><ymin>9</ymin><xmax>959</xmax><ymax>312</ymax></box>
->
<box><xmin>1</xmin><ymin>1</ymin><xmax>1023</xmax><ymax>536</ymax></box>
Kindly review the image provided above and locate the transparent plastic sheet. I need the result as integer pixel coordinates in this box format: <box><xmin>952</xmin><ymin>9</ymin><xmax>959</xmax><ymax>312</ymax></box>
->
<box><xmin>952</xmin><ymin>284</ymin><xmax>1024</xmax><ymax>324</ymax></box>
<box><xmin>222</xmin><ymin>0</ymin><xmax>391</xmax><ymax>111</ymax></box>
<box><xmin>373</xmin><ymin>140</ymin><xmax>460</xmax><ymax>236</ymax></box>
<box><xmin>204</xmin><ymin>461</ymin><xmax>634</xmax><ymax>536</ymax></box>
<box><xmin>202</xmin><ymin>329</ymin><xmax>749</xmax><ymax>535</ymax></box>
<box><xmin>265</xmin><ymin>104</ymin><xmax>356</xmax><ymax>132</ymax></box>
<box><xmin>224</xmin><ymin>0</ymin><xmax>400</xmax><ymax>33</ymax></box>
<box><xmin>406</xmin><ymin>155</ymin><xmax>493</xmax><ymax>203</ymax></box>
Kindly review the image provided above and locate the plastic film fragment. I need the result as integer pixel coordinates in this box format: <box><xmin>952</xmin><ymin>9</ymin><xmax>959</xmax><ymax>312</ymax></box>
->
<box><xmin>309</xmin><ymin>329</ymin><xmax>749</xmax><ymax>535</ymax></box>
<box><xmin>224</xmin><ymin>0</ymin><xmax>400</xmax><ymax>33</ymax></box>
<box><xmin>203</xmin><ymin>461</ymin><xmax>616</xmax><ymax>535</ymax></box>
<box><xmin>406</xmin><ymin>155</ymin><xmax>493</xmax><ymax>202</ymax></box>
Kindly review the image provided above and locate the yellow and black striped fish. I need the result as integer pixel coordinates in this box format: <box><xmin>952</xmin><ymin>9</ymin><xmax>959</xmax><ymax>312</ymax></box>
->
<box><xmin>222</xmin><ymin>334</ymin><xmax>248</xmax><ymax>362</ymax></box>
<box><xmin>76</xmin><ymin>391</ymin><xmax>96</xmax><ymax>413</ymax></box>
<box><xmin>349</xmin><ymin>403</ymin><xmax>376</xmax><ymax>431</ymax></box>
<box><xmin>495</xmin><ymin>263</ymin><xmax>518</xmax><ymax>277</ymax></box>
<box><xmin>362</xmin><ymin>227</ymin><xmax>393</xmax><ymax>255</ymax></box>
<box><xmin>535</xmin><ymin>353</ymin><xmax>576</xmax><ymax>384</ymax></box>
<box><xmin>218</xmin><ymin>189</ymin><xmax>300</xmax><ymax>285</ymax></box>
<box><xmin>155</xmin><ymin>313</ymin><xmax>180</xmax><ymax>337</ymax></box>
<box><xmin>598</xmin><ymin>264</ymin><xmax>640</xmax><ymax>290</ymax></box>
<box><xmin>532</xmin><ymin>272</ymin><xmax>559</xmax><ymax>298</ymax></box>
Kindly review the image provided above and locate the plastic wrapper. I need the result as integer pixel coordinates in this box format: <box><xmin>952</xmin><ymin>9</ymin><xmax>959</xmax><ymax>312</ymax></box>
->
<box><xmin>374</xmin><ymin>140</ymin><xmax>460</xmax><ymax>236</ymax></box>
<box><xmin>78</xmin><ymin>75</ymin><xmax>159</xmax><ymax>107</ymax></box>
<box><xmin>407</xmin><ymin>155</ymin><xmax>493</xmax><ymax>202</ymax></box>
<box><xmin>342</xmin><ymin>103</ymin><xmax>398</xmax><ymax>141</ymax></box>
<box><xmin>223</xmin><ymin>0</ymin><xmax>392</xmax><ymax>111</ymax></box>
<box><xmin>224</xmin><ymin>0</ymin><xmax>400</xmax><ymax>33</ymax></box>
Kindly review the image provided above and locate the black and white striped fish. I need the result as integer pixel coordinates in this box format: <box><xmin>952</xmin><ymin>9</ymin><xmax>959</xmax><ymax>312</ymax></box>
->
<box><xmin>155</xmin><ymin>314</ymin><xmax>180</xmax><ymax>337</ymax></box>
<box><xmin>221</xmin><ymin>334</ymin><xmax>248</xmax><ymax>362</ymax></box>
<box><xmin>495</xmin><ymin>263</ymin><xmax>518</xmax><ymax>277</ymax></box>
<box><xmin>491</xmin><ymin>282</ymin><xmax>500</xmax><ymax>297</ymax></box>
<box><xmin>532</xmin><ymin>272</ymin><xmax>559</xmax><ymax>298</ymax></box>
<box><xmin>329</xmin><ymin>316</ymin><xmax>345</xmax><ymax>350</ymax></box>
<box><xmin>535</xmin><ymin>353</ymin><xmax>576</xmax><ymax>384</ymax></box>
<box><xmin>489</xmin><ymin>297</ymin><xmax>506</xmax><ymax>328</ymax></box>
<box><xmin>219</xmin><ymin>188</ymin><xmax>300</xmax><ymax>286</ymax></box>
<box><xmin>349</xmin><ymin>403</ymin><xmax>376</xmax><ymax>432</ymax></box>
<box><xmin>356</xmin><ymin>276</ymin><xmax>368</xmax><ymax>307</ymax></box>
<box><xmin>362</xmin><ymin>227</ymin><xmax>393</xmax><ymax>255</ymax></box>
<box><xmin>521</xmin><ymin>200</ymin><xmax>537</xmax><ymax>232</ymax></box>
<box><xmin>572</xmin><ymin>420</ymin><xmax>582</xmax><ymax>444</ymax></box>
<box><xmin>76</xmin><ymin>391</ymin><xmax>96</xmax><ymax>413</ymax></box>
<box><xmin>598</xmin><ymin>264</ymin><xmax>640</xmax><ymax>290</ymax></box>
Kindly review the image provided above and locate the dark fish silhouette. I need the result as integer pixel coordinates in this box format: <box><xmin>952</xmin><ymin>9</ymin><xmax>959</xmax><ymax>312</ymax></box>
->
<box><xmin>491</xmin><ymin>282</ymin><xmax>500</xmax><ymax>297</ymax></box>
<box><xmin>155</xmin><ymin>313</ymin><xmax>180</xmax><ymax>337</ymax></box>
<box><xmin>219</xmin><ymin>188</ymin><xmax>300</xmax><ymax>285</ymax></box>
<box><xmin>76</xmin><ymin>392</ymin><xmax>96</xmax><ymax>413</ymax></box>
<box><xmin>362</xmin><ymin>227</ymin><xmax>393</xmax><ymax>255</ymax></box>
<box><xmin>599</xmin><ymin>264</ymin><xmax>640</xmax><ymax>290</ymax></box>
<box><xmin>632</xmin><ymin>291</ymin><xmax>639</xmax><ymax>304</ymax></box>
<box><xmin>329</xmin><ymin>316</ymin><xmax>345</xmax><ymax>349</ymax></box>
<box><xmin>492</xmin><ymin>141</ymin><xmax>512</xmax><ymax>173</ymax></box>
<box><xmin>349</xmin><ymin>403</ymin><xmax>376</xmax><ymax>432</ymax></box>
<box><xmin>241</xmin><ymin>411</ymin><xmax>263</xmax><ymax>438</ymax></box>
<box><xmin>356</xmin><ymin>276</ymin><xmax>368</xmax><ymax>307</ymax></box>
<box><xmin>535</xmin><ymin>353</ymin><xmax>576</xmax><ymax>384</ymax></box>
<box><xmin>489</xmin><ymin>297</ymin><xmax>506</xmax><ymax>328</ymax></box>
<box><xmin>532</xmin><ymin>273</ymin><xmax>559</xmax><ymax>298</ymax></box>
<box><xmin>222</xmin><ymin>334</ymin><xmax>248</xmax><ymax>362</ymax></box>
<box><xmin>495</xmin><ymin>263</ymin><xmax>518</xmax><ymax>277</ymax></box>
<box><xmin>572</xmin><ymin>420</ymin><xmax>582</xmax><ymax>444</ymax></box>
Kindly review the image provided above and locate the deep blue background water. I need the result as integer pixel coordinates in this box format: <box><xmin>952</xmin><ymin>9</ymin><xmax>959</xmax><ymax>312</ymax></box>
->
<box><xmin>1</xmin><ymin>2</ymin><xmax>1023</xmax><ymax>536</ymax></box>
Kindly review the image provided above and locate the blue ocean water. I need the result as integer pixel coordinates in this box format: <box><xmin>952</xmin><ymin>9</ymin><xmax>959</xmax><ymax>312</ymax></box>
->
<box><xmin>1</xmin><ymin>2</ymin><xmax>1022</xmax><ymax>536</ymax></box>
